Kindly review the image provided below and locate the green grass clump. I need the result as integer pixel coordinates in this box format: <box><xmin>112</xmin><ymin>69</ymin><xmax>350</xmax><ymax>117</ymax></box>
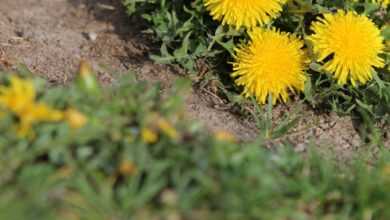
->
<box><xmin>1</xmin><ymin>67</ymin><xmax>390</xmax><ymax>219</ymax></box>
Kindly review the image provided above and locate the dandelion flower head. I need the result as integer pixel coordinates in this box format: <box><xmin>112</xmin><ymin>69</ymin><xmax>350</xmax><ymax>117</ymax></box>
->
<box><xmin>232</xmin><ymin>28</ymin><xmax>308</xmax><ymax>105</ymax></box>
<box><xmin>203</xmin><ymin>0</ymin><xmax>287</xmax><ymax>29</ymax></box>
<box><xmin>308</xmin><ymin>11</ymin><xmax>385</xmax><ymax>86</ymax></box>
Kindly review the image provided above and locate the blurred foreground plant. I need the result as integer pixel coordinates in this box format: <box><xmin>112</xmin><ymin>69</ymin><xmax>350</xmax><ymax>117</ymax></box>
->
<box><xmin>0</xmin><ymin>64</ymin><xmax>390</xmax><ymax>219</ymax></box>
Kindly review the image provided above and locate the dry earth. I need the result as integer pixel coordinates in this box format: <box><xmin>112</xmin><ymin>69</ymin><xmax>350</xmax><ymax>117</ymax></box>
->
<box><xmin>0</xmin><ymin>0</ymin><xmax>387</xmax><ymax>159</ymax></box>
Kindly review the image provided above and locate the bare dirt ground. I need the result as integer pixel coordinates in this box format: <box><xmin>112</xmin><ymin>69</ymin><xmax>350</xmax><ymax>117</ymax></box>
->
<box><xmin>0</xmin><ymin>0</ymin><xmax>387</xmax><ymax>159</ymax></box>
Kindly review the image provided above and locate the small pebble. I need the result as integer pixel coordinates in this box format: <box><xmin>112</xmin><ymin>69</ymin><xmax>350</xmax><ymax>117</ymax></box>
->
<box><xmin>84</xmin><ymin>32</ymin><xmax>98</xmax><ymax>41</ymax></box>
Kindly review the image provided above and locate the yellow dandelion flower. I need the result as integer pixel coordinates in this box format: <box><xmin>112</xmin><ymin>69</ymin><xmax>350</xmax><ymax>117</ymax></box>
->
<box><xmin>203</xmin><ymin>0</ymin><xmax>287</xmax><ymax>29</ymax></box>
<box><xmin>64</xmin><ymin>108</ymin><xmax>87</xmax><ymax>129</ymax></box>
<box><xmin>308</xmin><ymin>11</ymin><xmax>385</xmax><ymax>86</ymax></box>
<box><xmin>0</xmin><ymin>76</ymin><xmax>36</xmax><ymax>113</ymax></box>
<box><xmin>119</xmin><ymin>160</ymin><xmax>137</xmax><ymax>176</ymax></box>
<box><xmin>215</xmin><ymin>130</ymin><xmax>236</xmax><ymax>143</ymax></box>
<box><xmin>17</xmin><ymin>103</ymin><xmax>63</xmax><ymax>136</ymax></box>
<box><xmin>141</xmin><ymin>127</ymin><xmax>158</xmax><ymax>144</ymax></box>
<box><xmin>0</xmin><ymin>76</ymin><xmax>64</xmax><ymax>136</ymax></box>
<box><xmin>232</xmin><ymin>28</ymin><xmax>307</xmax><ymax>105</ymax></box>
<box><xmin>156</xmin><ymin>118</ymin><xmax>179</xmax><ymax>140</ymax></box>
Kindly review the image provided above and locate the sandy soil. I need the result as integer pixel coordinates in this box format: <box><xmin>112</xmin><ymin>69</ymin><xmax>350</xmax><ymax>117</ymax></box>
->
<box><xmin>0</xmin><ymin>0</ymin><xmax>387</xmax><ymax>159</ymax></box>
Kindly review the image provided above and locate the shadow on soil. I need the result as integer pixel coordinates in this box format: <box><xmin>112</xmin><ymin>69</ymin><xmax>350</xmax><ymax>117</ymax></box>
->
<box><xmin>67</xmin><ymin>0</ymin><xmax>151</xmax><ymax>67</ymax></box>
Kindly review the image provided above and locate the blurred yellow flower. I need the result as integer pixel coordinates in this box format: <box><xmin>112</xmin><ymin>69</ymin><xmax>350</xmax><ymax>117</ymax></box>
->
<box><xmin>203</xmin><ymin>0</ymin><xmax>287</xmax><ymax>29</ymax></box>
<box><xmin>119</xmin><ymin>160</ymin><xmax>137</xmax><ymax>176</ymax></box>
<box><xmin>65</xmin><ymin>108</ymin><xmax>87</xmax><ymax>129</ymax></box>
<box><xmin>308</xmin><ymin>11</ymin><xmax>385</xmax><ymax>86</ymax></box>
<box><xmin>0</xmin><ymin>76</ymin><xmax>63</xmax><ymax>136</ymax></box>
<box><xmin>157</xmin><ymin>118</ymin><xmax>179</xmax><ymax>140</ymax></box>
<box><xmin>0</xmin><ymin>76</ymin><xmax>36</xmax><ymax>113</ymax></box>
<box><xmin>215</xmin><ymin>130</ymin><xmax>236</xmax><ymax>143</ymax></box>
<box><xmin>17</xmin><ymin>103</ymin><xmax>63</xmax><ymax>136</ymax></box>
<box><xmin>232</xmin><ymin>28</ymin><xmax>307</xmax><ymax>105</ymax></box>
<box><xmin>141</xmin><ymin>127</ymin><xmax>158</xmax><ymax>144</ymax></box>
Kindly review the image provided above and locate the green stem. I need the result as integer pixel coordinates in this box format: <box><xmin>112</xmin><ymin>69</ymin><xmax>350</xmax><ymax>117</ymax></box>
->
<box><xmin>265</xmin><ymin>94</ymin><xmax>273</xmax><ymax>139</ymax></box>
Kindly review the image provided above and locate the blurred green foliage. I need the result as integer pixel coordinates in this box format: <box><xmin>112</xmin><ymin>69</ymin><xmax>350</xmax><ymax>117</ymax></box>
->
<box><xmin>1</xmin><ymin>67</ymin><xmax>390</xmax><ymax>219</ymax></box>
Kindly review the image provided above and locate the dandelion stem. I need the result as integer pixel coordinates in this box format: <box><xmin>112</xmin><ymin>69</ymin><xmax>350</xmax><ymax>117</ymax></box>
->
<box><xmin>265</xmin><ymin>94</ymin><xmax>273</xmax><ymax>138</ymax></box>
